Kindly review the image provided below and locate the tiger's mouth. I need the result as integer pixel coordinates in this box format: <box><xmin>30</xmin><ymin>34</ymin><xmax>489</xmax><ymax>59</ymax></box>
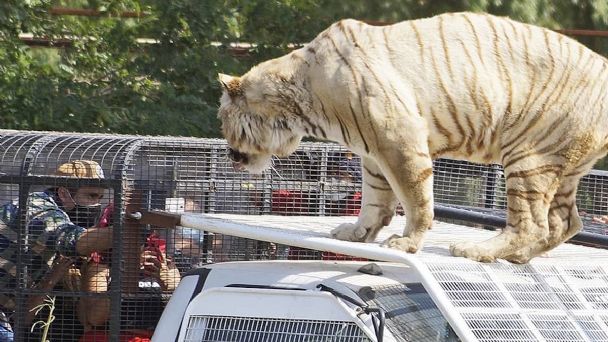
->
<box><xmin>227</xmin><ymin>147</ymin><xmax>272</xmax><ymax>173</ymax></box>
<box><xmin>227</xmin><ymin>148</ymin><xmax>248</xmax><ymax>171</ymax></box>
<box><xmin>228</xmin><ymin>148</ymin><xmax>248</xmax><ymax>163</ymax></box>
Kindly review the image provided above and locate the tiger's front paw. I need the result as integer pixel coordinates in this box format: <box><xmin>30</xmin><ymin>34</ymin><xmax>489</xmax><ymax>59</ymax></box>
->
<box><xmin>449</xmin><ymin>241</ymin><xmax>496</xmax><ymax>263</ymax></box>
<box><xmin>503</xmin><ymin>248</ymin><xmax>533</xmax><ymax>264</ymax></box>
<box><xmin>331</xmin><ymin>223</ymin><xmax>369</xmax><ymax>242</ymax></box>
<box><xmin>382</xmin><ymin>234</ymin><xmax>420</xmax><ymax>253</ymax></box>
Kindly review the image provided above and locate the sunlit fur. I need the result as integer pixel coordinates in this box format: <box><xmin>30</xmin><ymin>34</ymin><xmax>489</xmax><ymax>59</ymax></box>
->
<box><xmin>218</xmin><ymin>12</ymin><xmax>608</xmax><ymax>263</ymax></box>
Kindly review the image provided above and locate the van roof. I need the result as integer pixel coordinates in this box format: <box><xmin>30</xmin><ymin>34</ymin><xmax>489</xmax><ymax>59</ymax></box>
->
<box><xmin>178</xmin><ymin>213</ymin><xmax>608</xmax><ymax>342</ymax></box>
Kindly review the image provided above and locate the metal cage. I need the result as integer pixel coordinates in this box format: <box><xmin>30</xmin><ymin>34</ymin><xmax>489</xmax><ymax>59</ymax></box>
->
<box><xmin>0</xmin><ymin>129</ymin><xmax>607</xmax><ymax>341</ymax></box>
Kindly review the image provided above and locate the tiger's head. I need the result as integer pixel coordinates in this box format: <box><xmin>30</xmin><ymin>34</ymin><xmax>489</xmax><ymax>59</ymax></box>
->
<box><xmin>217</xmin><ymin>66</ymin><xmax>305</xmax><ymax>173</ymax></box>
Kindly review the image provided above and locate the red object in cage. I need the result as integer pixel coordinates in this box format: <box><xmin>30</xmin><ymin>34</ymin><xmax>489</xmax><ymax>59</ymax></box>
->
<box><xmin>271</xmin><ymin>189</ymin><xmax>303</xmax><ymax>214</ymax></box>
<box><xmin>275</xmin><ymin>189</ymin><xmax>311</xmax><ymax>260</ymax></box>
<box><xmin>146</xmin><ymin>231</ymin><xmax>166</xmax><ymax>262</ymax></box>
<box><xmin>98</xmin><ymin>202</ymin><xmax>114</xmax><ymax>228</ymax></box>
<box><xmin>343</xmin><ymin>191</ymin><xmax>362</xmax><ymax>216</ymax></box>
<box><xmin>321</xmin><ymin>251</ymin><xmax>368</xmax><ymax>261</ymax></box>
<box><xmin>79</xmin><ymin>330</ymin><xmax>152</xmax><ymax>342</ymax></box>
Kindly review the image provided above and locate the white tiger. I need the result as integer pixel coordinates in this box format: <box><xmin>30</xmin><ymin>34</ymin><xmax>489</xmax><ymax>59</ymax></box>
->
<box><xmin>217</xmin><ymin>12</ymin><xmax>608</xmax><ymax>263</ymax></box>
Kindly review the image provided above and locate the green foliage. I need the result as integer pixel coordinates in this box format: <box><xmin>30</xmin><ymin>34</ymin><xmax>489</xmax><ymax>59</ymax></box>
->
<box><xmin>0</xmin><ymin>0</ymin><xmax>234</xmax><ymax>136</ymax></box>
<box><xmin>1</xmin><ymin>0</ymin><xmax>608</xmax><ymax>145</ymax></box>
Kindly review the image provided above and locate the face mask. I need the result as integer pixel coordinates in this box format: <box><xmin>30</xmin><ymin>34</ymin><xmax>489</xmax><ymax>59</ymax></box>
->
<box><xmin>66</xmin><ymin>204</ymin><xmax>101</xmax><ymax>228</ymax></box>
<box><xmin>65</xmin><ymin>191</ymin><xmax>102</xmax><ymax>228</ymax></box>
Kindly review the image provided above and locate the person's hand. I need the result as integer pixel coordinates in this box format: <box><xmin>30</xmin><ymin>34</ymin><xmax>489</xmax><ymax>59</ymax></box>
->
<box><xmin>37</xmin><ymin>255</ymin><xmax>75</xmax><ymax>291</ymax></box>
<box><xmin>140</xmin><ymin>246</ymin><xmax>164</xmax><ymax>278</ymax></box>
<box><xmin>158</xmin><ymin>261</ymin><xmax>180</xmax><ymax>291</ymax></box>
<box><xmin>592</xmin><ymin>215</ymin><xmax>608</xmax><ymax>224</ymax></box>
<box><xmin>140</xmin><ymin>246</ymin><xmax>180</xmax><ymax>290</ymax></box>
<box><xmin>62</xmin><ymin>263</ymin><xmax>83</xmax><ymax>292</ymax></box>
<box><xmin>27</xmin><ymin>255</ymin><xmax>76</xmax><ymax>324</ymax></box>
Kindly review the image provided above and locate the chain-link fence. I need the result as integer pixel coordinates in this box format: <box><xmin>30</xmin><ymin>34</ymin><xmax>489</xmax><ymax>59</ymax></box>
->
<box><xmin>0</xmin><ymin>129</ymin><xmax>607</xmax><ymax>341</ymax></box>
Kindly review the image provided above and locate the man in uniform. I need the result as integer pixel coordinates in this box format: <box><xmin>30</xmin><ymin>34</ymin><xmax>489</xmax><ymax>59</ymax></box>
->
<box><xmin>0</xmin><ymin>160</ymin><xmax>113</xmax><ymax>341</ymax></box>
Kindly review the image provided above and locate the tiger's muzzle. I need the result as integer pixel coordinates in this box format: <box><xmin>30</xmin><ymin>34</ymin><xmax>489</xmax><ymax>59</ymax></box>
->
<box><xmin>227</xmin><ymin>148</ymin><xmax>249</xmax><ymax>171</ymax></box>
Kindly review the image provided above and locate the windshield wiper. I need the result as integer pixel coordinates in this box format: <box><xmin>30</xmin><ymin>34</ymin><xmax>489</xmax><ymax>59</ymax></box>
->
<box><xmin>317</xmin><ymin>284</ymin><xmax>385</xmax><ymax>342</ymax></box>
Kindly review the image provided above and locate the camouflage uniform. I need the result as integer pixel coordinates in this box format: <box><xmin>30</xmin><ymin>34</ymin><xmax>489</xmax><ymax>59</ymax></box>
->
<box><xmin>0</xmin><ymin>191</ymin><xmax>87</xmax><ymax>331</ymax></box>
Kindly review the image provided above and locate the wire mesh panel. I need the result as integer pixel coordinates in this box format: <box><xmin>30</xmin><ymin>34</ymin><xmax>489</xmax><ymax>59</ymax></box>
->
<box><xmin>559</xmin><ymin>265</ymin><xmax>608</xmax><ymax>310</ymax></box>
<box><xmin>427</xmin><ymin>264</ymin><xmax>510</xmax><ymax>308</ymax></box>
<box><xmin>0</xmin><ymin>132</ymin><xmax>45</xmax><ymax>177</ymax></box>
<box><xmin>573</xmin><ymin>315</ymin><xmax>608</xmax><ymax>341</ymax></box>
<box><xmin>461</xmin><ymin>312</ymin><xmax>538</xmax><ymax>342</ymax></box>
<box><xmin>528</xmin><ymin>314</ymin><xmax>587</xmax><ymax>342</ymax></box>
<box><xmin>433</xmin><ymin>159</ymin><xmax>506</xmax><ymax>210</ymax></box>
<box><xmin>428</xmin><ymin>262</ymin><xmax>608</xmax><ymax>342</ymax></box>
<box><xmin>182</xmin><ymin>316</ymin><xmax>372</xmax><ymax>342</ymax></box>
<box><xmin>432</xmin><ymin>159</ymin><xmax>608</xmax><ymax>236</ymax></box>
<box><xmin>25</xmin><ymin>135</ymin><xmax>139</xmax><ymax>178</ymax></box>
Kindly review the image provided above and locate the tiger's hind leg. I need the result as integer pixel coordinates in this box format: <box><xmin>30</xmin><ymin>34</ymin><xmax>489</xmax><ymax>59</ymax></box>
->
<box><xmin>504</xmin><ymin>159</ymin><xmax>598</xmax><ymax>263</ymax></box>
<box><xmin>504</xmin><ymin>185</ymin><xmax>581</xmax><ymax>263</ymax></box>
<box><xmin>450</xmin><ymin>160</ymin><xmax>561</xmax><ymax>262</ymax></box>
<box><xmin>331</xmin><ymin>156</ymin><xmax>399</xmax><ymax>242</ymax></box>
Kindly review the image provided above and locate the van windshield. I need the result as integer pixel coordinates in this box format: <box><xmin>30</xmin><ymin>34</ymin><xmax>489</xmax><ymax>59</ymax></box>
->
<box><xmin>362</xmin><ymin>283</ymin><xmax>461</xmax><ymax>342</ymax></box>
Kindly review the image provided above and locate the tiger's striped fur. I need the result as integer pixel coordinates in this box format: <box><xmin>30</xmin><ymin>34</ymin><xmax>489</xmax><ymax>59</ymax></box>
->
<box><xmin>217</xmin><ymin>12</ymin><xmax>608</xmax><ymax>263</ymax></box>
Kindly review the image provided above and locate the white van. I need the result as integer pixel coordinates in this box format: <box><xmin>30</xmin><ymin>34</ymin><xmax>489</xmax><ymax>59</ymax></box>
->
<box><xmin>152</xmin><ymin>214</ymin><xmax>608</xmax><ymax>342</ymax></box>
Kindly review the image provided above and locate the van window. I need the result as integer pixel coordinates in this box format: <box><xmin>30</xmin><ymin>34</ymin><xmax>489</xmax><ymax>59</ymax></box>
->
<box><xmin>363</xmin><ymin>283</ymin><xmax>461</xmax><ymax>342</ymax></box>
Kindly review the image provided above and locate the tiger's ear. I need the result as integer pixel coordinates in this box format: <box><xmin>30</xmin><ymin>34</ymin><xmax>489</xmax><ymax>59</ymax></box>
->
<box><xmin>218</xmin><ymin>73</ymin><xmax>243</xmax><ymax>98</ymax></box>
